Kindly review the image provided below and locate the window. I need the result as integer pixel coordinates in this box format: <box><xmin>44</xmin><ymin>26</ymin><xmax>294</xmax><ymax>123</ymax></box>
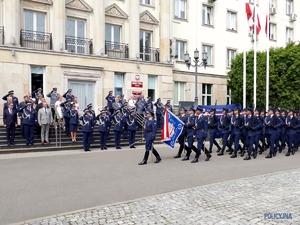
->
<box><xmin>202</xmin><ymin>5</ymin><xmax>212</xmax><ymax>25</ymax></box>
<box><xmin>227</xmin><ymin>87</ymin><xmax>231</xmax><ymax>105</ymax></box>
<box><xmin>202</xmin><ymin>84</ymin><xmax>212</xmax><ymax>105</ymax></box>
<box><xmin>174</xmin><ymin>0</ymin><xmax>186</xmax><ymax>19</ymax></box>
<box><xmin>227</xmin><ymin>49</ymin><xmax>236</xmax><ymax>68</ymax></box>
<box><xmin>202</xmin><ymin>45</ymin><xmax>213</xmax><ymax>65</ymax></box>
<box><xmin>105</xmin><ymin>24</ymin><xmax>121</xmax><ymax>43</ymax></box>
<box><xmin>114</xmin><ymin>73</ymin><xmax>124</xmax><ymax>96</ymax></box>
<box><xmin>148</xmin><ymin>76</ymin><xmax>156</xmax><ymax>100</ymax></box>
<box><xmin>30</xmin><ymin>67</ymin><xmax>44</xmax><ymax>94</ymax></box>
<box><xmin>269</xmin><ymin>23</ymin><xmax>276</xmax><ymax>40</ymax></box>
<box><xmin>66</xmin><ymin>18</ymin><xmax>86</xmax><ymax>53</ymax></box>
<box><xmin>24</xmin><ymin>11</ymin><xmax>46</xmax><ymax>32</ymax></box>
<box><xmin>140</xmin><ymin>0</ymin><xmax>150</xmax><ymax>5</ymax></box>
<box><xmin>174</xmin><ymin>82</ymin><xmax>185</xmax><ymax>105</ymax></box>
<box><xmin>227</xmin><ymin>11</ymin><xmax>237</xmax><ymax>31</ymax></box>
<box><xmin>176</xmin><ymin>40</ymin><xmax>186</xmax><ymax>60</ymax></box>
<box><xmin>286</xmin><ymin>0</ymin><xmax>293</xmax><ymax>15</ymax></box>
<box><xmin>140</xmin><ymin>30</ymin><xmax>152</xmax><ymax>61</ymax></box>
<box><xmin>286</xmin><ymin>28</ymin><xmax>293</xmax><ymax>43</ymax></box>
<box><xmin>270</xmin><ymin>0</ymin><xmax>276</xmax><ymax>8</ymax></box>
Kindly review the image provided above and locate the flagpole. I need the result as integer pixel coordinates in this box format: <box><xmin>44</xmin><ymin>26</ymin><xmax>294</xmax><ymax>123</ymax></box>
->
<box><xmin>266</xmin><ymin>0</ymin><xmax>270</xmax><ymax>111</ymax></box>
<box><xmin>243</xmin><ymin>1</ymin><xmax>247</xmax><ymax>109</ymax></box>
<box><xmin>253</xmin><ymin>0</ymin><xmax>257</xmax><ymax>106</ymax></box>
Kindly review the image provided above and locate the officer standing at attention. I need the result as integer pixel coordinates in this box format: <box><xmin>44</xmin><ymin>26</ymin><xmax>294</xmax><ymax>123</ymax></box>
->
<box><xmin>63</xmin><ymin>89</ymin><xmax>73</xmax><ymax>100</ymax></box>
<box><xmin>194</xmin><ymin>106</ymin><xmax>210</xmax><ymax>162</ymax></box>
<box><xmin>182</xmin><ymin>106</ymin><xmax>196</xmax><ymax>161</ymax></box>
<box><xmin>60</xmin><ymin>98</ymin><xmax>72</xmax><ymax>135</ymax></box>
<box><xmin>87</xmin><ymin>103</ymin><xmax>96</xmax><ymax>142</ymax></box>
<box><xmin>174</xmin><ymin>107</ymin><xmax>188</xmax><ymax>158</ymax></box>
<box><xmin>47</xmin><ymin>87</ymin><xmax>60</xmax><ymax>119</ymax></box>
<box><xmin>165</xmin><ymin>100</ymin><xmax>173</xmax><ymax>112</ymax></box>
<box><xmin>21</xmin><ymin>102</ymin><xmax>37</xmax><ymax>146</ymax></box>
<box><xmin>146</xmin><ymin>97</ymin><xmax>153</xmax><ymax>109</ymax></box>
<box><xmin>69</xmin><ymin>104</ymin><xmax>79</xmax><ymax>142</ymax></box>
<box><xmin>18</xmin><ymin>95</ymin><xmax>30</xmax><ymax>138</ymax></box>
<box><xmin>138</xmin><ymin>109</ymin><xmax>161</xmax><ymax>165</ymax></box>
<box><xmin>127</xmin><ymin>108</ymin><xmax>138</xmax><ymax>148</ymax></box>
<box><xmin>80</xmin><ymin>109</ymin><xmax>93</xmax><ymax>152</ymax></box>
<box><xmin>2</xmin><ymin>90</ymin><xmax>19</xmax><ymax>109</ymax></box>
<box><xmin>154</xmin><ymin>98</ymin><xmax>163</xmax><ymax>128</ymax></box>
<box><xmin>104</xmin><ymin>106</ymin><xmax>112</xmax><ymax>140</ymax></box>
<box><xmin>208</xmin><ymin>108</ymin><xmax>221</xmax><ymax>153</ymax></box>
<box><xmin>105</xmin><ymin>91</ymin><xmax>115</xmax><ymax>115</ymax></box>
<box><xmin>217</xmin><ymin>108</ymin><xmax>231</xmax><ymax>156</ymax></box>
<box><xmin>32</xmin><ymin>88</ymin><xmax>44</xmax><ymax>100</ymax></box>
<box><xmin>114</xmin><ymin>109</ymin><xmax>123</xmax><ymax>149</ymax></box>
<box><xmin>96</xmin><ymin>109</ymin><xmax>109</xmax><ymax>150</ymax></box>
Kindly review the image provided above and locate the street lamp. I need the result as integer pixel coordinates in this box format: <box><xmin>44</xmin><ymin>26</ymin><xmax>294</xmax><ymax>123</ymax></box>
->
<box><xmin>184</xmin><ymin>48</ymin><xmax>208</xmax><ymax>107</ymax></box>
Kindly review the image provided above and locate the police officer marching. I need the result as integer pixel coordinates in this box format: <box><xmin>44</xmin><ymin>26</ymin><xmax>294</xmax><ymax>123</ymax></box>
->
<box><xmin>182</xmin><ymin>106</ymin><xmax>197</xmax><ymax>161</ymax></box>
<box><xmin>217</xmin><ymin>108</ymin><xmax>231</xmax><ymax>156</ymax></box>
<box><xmin>208</xmin><ymin>108</ymin><xmax>221</xmax><ymax>153</ymax></box>
<box><xmin>96</xmin><ymin>109</ymin><xmax>109</xmax><ymax>150</ymax></box>
<box><xmin>138</xmin><ymin>109</ymin><xmax>161</xmax><ymax>165</ymax></box>
<box><xmin>264</xmin><ymin>108</ymin><xmax>278</xmax><ymax>158</ymax></box>
<box><xmin>285</xmin><ymin>109</ymin><xmax>300</xmax><ymax>156</ymax></box>
<box><xmin>230</xmin><ymin>108</ymin><xmax>243</xmax><ymax>158</ymax></box>
<box><xmin>127</xmin><ymin>108</ymin><xmax>138</xmax><ymax>148</ymax></box>
<box><xmin>80</xmin><ymin>109</ymin><xmax>93</xmax><ymax>152</ymax></box>
<box><xmin>174</xmin><ymin>107</ymin><xmax>188</xmax><ymax>158</ymax></box>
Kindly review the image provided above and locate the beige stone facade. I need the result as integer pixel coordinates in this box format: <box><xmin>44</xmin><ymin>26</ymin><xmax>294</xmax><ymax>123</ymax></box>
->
<box><xmin>1</xmin><ymin>0</ymin><xmax>298</xmax><ymax>116</ymax></box>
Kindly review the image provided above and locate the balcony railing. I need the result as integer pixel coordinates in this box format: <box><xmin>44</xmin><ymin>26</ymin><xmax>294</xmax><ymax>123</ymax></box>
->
<box><xmin>0</xmin><ymin>26</ymin><xmax>4</xmax><ymax>45</ymax></box>
<box><xmin>20</xmin><ymin>29</ymin><xmax>52</xmax><ymax>50</ymax></box>
<box><xmin>105</xmin><ymin>41</ymin><xmax>129</xmax><ymax>59</ymax></box>
<box><xmin>65</xmin><ymin>35</ymin><xmax>93</xmax><ymax>54</ymax></box>
<box><xmin>140</xmin><ymin>46</ymin><xmax>160</xmax><ymax>62</ymax></box>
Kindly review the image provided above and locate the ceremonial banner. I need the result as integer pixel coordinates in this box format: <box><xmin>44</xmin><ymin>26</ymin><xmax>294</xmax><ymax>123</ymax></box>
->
<box><xmin>161</xmin><ymin>108</ymin><xmax>184</xmax><ymax>149</ymax></box>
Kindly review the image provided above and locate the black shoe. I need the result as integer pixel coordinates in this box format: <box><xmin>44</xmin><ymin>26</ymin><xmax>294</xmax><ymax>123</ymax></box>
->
<box><xmin>292</xmin><ymin>149</ymin><xmax>295</xmax><ymax>155</ymax></box>
<box><xmin>258</xmin><ymin>149</ymin><xmax>264</xmax><ymax>154</ymax></box>
<box><xmin>278</xmin><ymin>147</ymin><xmax>282</xmax><ymax>153</ymax></box>
<box><xmin>130</xmin><ymin>146</ymin><xmax>134</xmax><ymax>149</ymax></box>
<box><xmin>138</xmin><ymin>160</ymin><xmax>147</xmax><ymax>165</ymax></box>
<box><xmin>253</xmin><ymin>150</ymin><xmax>257</xmax><ymax>159</ymax></box>
<box><xmin>285</xmin><ymin>151</ymin><xmax>290</xmax><ymax>157</ymax></box>
<box><xmin>26</xmin><ymin>143</ymin><xmax>29</xmax><ymax>146</ymax></box>
<box><xmin>225</xmin><ymin>149</ymin><xmax>231</xmax><ymax>152</ymax></box>
<box><xmin>154</xmin><ymin>157</ymin><xmax>161</xmax><ymax>163</ymax></box>
<box><xmin>230</xmin><ymin>152</ymin><xmax>237</xmax><ymax>158</ymax></box>
<box><xmin>229</xmin><ymin>150</ymin><xmax>234</xmax><ymax>155</ymax></box>
<box><xmin>243</xmin><ymin>155</ymin><xmax>251</xmax><ymax>160</ymax></box>
<box><xmin>101</xmin><ymin>148</ymin><xmax>104</xmax><ymax>150</ymax></box>
<box><xmin>30</xmin><ymin>142</ymin><xmax>34</xmax><ymax>145</ymax></box>
<box><xmin>209</xmin><ymin>149</ymin><xmax>212</xmax><ymax>153</ymax></box>
<box><xmin>217</xmin><ymin>151</ymin><xmax>224</xmax><ymax>156</ymax></box>
<box><xmin>104</xmin><ymin>147</ymin><xmax>107</xmax><ymax>150</ymax></box>
<box><xmin>216</xmin><ymin>147</ymin><xmax>221</xmax><ymax>153</ymax></box>
<box><xmin>181</xmin><ymin>156</ymin><xmax>189</xmax><ymax>161</ymax></box>
<box><xmin>205</xmin><ymin>154</ymin><xmax>211</xmax><ymax>161</ymax></box>
<box><xmin>174</xmin><ymin>154</ymin><xmax>181</xmax><ymax>158</ymax></box>
<box><xmin>191</xmin><ymin>158</ymin><xmax>198</xmax><ymax>163</ymax></box>
<box><xmin>273</xmin><ymin>150</ymin><xmax>277</xmax><ymax>157</ymax></box>
<box><xmin>241</xmin><ymin>150</ymin><xmax>245</xmax><ymax>157</ymax></box>
<box><xmin>116</xmin><ymin>147</ymin><xmax>121</xmax><ymax>149</ymax></box>
<box><xmin>84</xmin><ymin>149</ymin><xmax>89</xmax><ymax>152</ymax></box>
<box><xmin>265</xmin><ymin>153</ymin><xmax>272</xmax><ymax>158</ymax></box>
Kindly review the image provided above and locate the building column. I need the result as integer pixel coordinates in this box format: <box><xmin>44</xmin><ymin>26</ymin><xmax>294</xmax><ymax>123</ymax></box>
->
<box><xmin>159</xmin><ymin>0</ymin><xmax>170</xmax><ymax>63</ymax></box>
<box><xmin>3</xmin><ymin>0</ymin><xmax>20</xmax><ymax>45</ymax></box>
<box><xmin>129</xmin><ymin>0</ymin><xmax>140</xmax><ymax>59</ymax></box>
<box><xmin>51</xmin><ymin>0</ymin><xmax>65</xmax><ymax>51</ymax></box>
<box><xmin>93</xmin><ymin>0</ymin><xmax>105</xmax><ymax>55</ymax></box>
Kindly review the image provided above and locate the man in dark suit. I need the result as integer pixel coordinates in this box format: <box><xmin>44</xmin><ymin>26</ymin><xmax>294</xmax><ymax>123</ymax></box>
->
<box><xmin>3</xmin><ymin>103</ymin><xmax>18</xmax><ymax>146</ymax></box>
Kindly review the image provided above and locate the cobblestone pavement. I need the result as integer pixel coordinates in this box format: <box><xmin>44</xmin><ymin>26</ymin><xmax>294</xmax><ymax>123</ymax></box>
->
<box><xmin>15</xmin><ymin>169</ymin><xmax>300</xmax><ymax>225</ymax></box>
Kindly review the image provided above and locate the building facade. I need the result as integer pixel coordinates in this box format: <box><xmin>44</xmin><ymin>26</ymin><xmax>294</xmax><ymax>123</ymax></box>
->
<box><xmin>0</xmin><ymin>0</ymin><xmax>298</xmax><ymax>115</ymax></box>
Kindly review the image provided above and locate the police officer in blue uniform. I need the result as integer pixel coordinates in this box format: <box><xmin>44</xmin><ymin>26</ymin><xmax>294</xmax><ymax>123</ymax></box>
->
<box><xmin>244</xmin><ymin>107</ymin><xmax>262</xmax><ymax>160</ymax></box>
<box><xmin>60</xmin><ymin>98</ymin><xmax>72</xmax><ymax>135</ymax></box>
<box><xmin>146</xmin><ymin>97</ymin><xmax>153</xmax><ymax>109</ymax></box>
<box><xmin>32</xmin><ymin>88</ymin><xmax>44</xmax><ymax>100</ymax></box>
<box><xmin>69</xmin><ymin>104</ymin><xmax>79</xmax><ymax>142</ymax></box>
<box><xmin>114</xmin><ymin>109</ymin><xmax>123</xmax><ymax>149</ymax></box>
<box><xmin>2</xmin><ymin>90</ymin><xmax>19</xmax><ymax>108</ymax></box>
<box><xmin>264</xmin><ymin>108</ymin><xmax>277</xmax><ymax>158</ymax></box>
<box><xmin>121</xmin><ymin>102</ymin><xmax>130</xmax><ymax>139</ymax></box>
<box><xmin>208</xmin><ymin>108</ymin><xmax>221</xmax><ymax>153</ymax></box>
<box><xmin>21</xmin><ymin>102</ymin><xmax>37</xmax><ymax>146</ymax></box>
<box><xmin>127</xmin><ymin>108</ymin><xmax>138</xmax><ymax>148</ymax></box>
<box><xmin>80</xmin><ymin>109</ymin><xmax>93</xmax><ymax>152</ymax></box>
<box><xmin>87</xmin><ymin>103</ymin><xmax>96</xmax><ymax>142</ymax></box>
<box><xmin>182</xmin><ymin>106</ymin><xmax>196</xmax><ymax>161</ymax></box>
<box><xmin>274</xmin><ymin>109</ymin><xmax>284</xmax><ymax>155</ymax></box>
<box><xmin>63</xmin><ymin>89</ymin><xmax>73</xmax><ymax>100</ymax></box>
<box><xmin>165</xmin><ymin>100</ymin><xmax>173</xmax><ymax>112</ymax></box>
<box><xmin>96</xmin><ymin>109</ymin><xmax>109</xmax><ymax>150</ymax></box>
<box><xmin>258</xmin><ymin>110</ymin><xmax>267</xmax><ymax>154</ymax></box>
<box><xmin>217</xmin><ymin>108</ymin><xmax>231</xmax><ymax>156</ymax></box>
<box><xmin>174</xmin><ymin>107</ymin><xmax>188</xmax><ymax>158</ymax></box>
<box><xmin>105</xmin><ymin>91</ymin><xmax>115</xmax><ymax>115</ymax></box>
<box><xmin>18</xmin><ymin>95</ymin><xmax>30</xmax><ymax>138</ymax></box>
<box><xmin>104</xmin><ymin>106</ymin><xmax>112</xmax><ymax>140</ymax></box>
<box><xmin>154</xmin><ymin>98</ymin><xmax>163</xmax><ymax>128</ymax></box>
<box><xmin>253</xmin><ymin>108</ymin><xmax>263</xmax><ymax>155</ymax></box>
<box><xmin>138</xmin><ymin>109</ymin><xmax>161</xmax><ymax>165</ymax></box>
<box><xmin>230</xmin><ymin>108</ymin><xmax>243</xmax><ymax>158</ymax></box>
<box><xmin>47</xmin><ymin>87</ymin><xmax>60</xmax><ymax>119</ymax></box>
<box><xmin>285</xmin><ymin>109</ymin><xmax>300</xmax><ymax>156</ymax></box>
<box><xmin>280</xmin><ymin>110</ymin><xmax>288</xmax><ymax>152</ymax></box>
<box><xmin>194</xmin><ymin>106</ymin><xmax>210</xmax><ymax>163</ymax></box>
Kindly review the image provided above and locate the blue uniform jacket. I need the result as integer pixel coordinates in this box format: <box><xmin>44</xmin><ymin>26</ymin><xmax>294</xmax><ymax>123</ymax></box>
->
<box><xmin>265</xmin><ymin>115</ymin><xmax>278</xmax><ymax>135</ymax></box>
<box><xmin>208</xmin><ymin>115</ymin><xmax>219</xmax><ymax>133</ymax></box>
<box><xmin>179</xmin><ymin>114</ymin><xmax>188</xmax><ymax>136</ymax></box>
<box><xmin>245</xmin><ymin>115</ymin><xmax>262</xmax><ymax>136</ymax></box>
<box><xmin>127</xmin><ymin>114</ymin><xmax>138</xmax><ymax>131</ymax></box>
<box><xmin>96</xmin><ymin>115</ymin><xmax>109</xmax><ymax>132</ymax></box>
<box><xmin>285</xmin><ymin>116</ymin><xmax>300</xmax><ymax>136</ymax></box>
<box><xmin>194</xmin><ymin>114</ymin><xmax>208</xmax><ymax>138</ymax></box>
<box><xmin>274</xmin><ymin>115</ymin><xmax>285</xmax><ymax>133</ymax></box>
<box><xmin>80</xmin><ymin>115</ymin><xmax>94</xmax><ymax>132</ymax></box>
<box><xmin>60</xmin><ymin>101</ymin><xmax>71</xmax><ymax>118</ymax></box>
<box><xmin>185</xmin><ymin>114</ymin><xmax>196</xmax><ymax>137</ymax></box>
<box><xmin>22</xmin><ymin>108</ymin><xmax>37</xmax><ymax>125</ymax></box>
<box><xmin>113</xmin><ymin>115</ymin><xmax>123</xmax><ymax>132</ymax></box>
<box><xmin>154</xmin><ymin>102</ymin><xmax>163</xmax><ymax>115</ymax></box>
<box><xmin>218</xmin><ymin>115</ymin><xmax>231</xmax><ymax>134</ymax></box>
<box><xmin>69</xmin><ymin>109</ymin><xmax>79</xmax><ymax>124</ymax></box>
<box><xmin>144</xmin><ymin>118</ymin><xmax>157</xmax><ymax>141</ymax></box>
<box><xmin>122</xmin><ymin>107</ymin><xmax>130</xmax><ymax>122</ymax></box>
<box><xmin>105</xmin><ymin>95</ymin><xmax>115</xmax><ymax>109</ymax></box>
<box><xmin>231</xmin><ymin>115</ymin><xmax>243</xmax><ymax>135</ymax></box>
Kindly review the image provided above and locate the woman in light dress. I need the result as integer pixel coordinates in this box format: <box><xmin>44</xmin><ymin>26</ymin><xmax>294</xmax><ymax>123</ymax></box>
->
<box><xmin>55</xmin><ymin>95</ymin><xmax>63</xmax><ymax>127</ymax></box>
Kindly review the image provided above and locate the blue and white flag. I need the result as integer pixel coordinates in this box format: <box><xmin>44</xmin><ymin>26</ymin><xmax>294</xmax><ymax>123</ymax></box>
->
<box><xmin>161</xmin><ymin>108</ymin><xmax>184</xmax><ymax>149</ymax></box>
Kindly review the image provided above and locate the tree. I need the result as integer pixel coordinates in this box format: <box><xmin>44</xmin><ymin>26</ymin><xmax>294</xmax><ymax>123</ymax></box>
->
<box><xmin>227</xmin><ymin>43</ymin><xmax>300</xmax><ymax>110</ymax></box>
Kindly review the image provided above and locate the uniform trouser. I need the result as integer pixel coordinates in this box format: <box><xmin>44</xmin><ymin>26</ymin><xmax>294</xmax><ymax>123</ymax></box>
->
<box><xmin>82</xmin><ymin>131</ymin><xmax>92</xmax><ymax>150</ymax></box>
<box><xmin>240</xmin><ymin>133</ymin><xmax>247</xmax><ymax>148</ymax></box>
<box><xmin>24</xmin><ymin>124</ymin><xmax>34</xmax><ymax>144</ymax></box>
<box><xmin>266</xmin><ymin>133</ymin><xmax>276</xmax><ymax>153</ymax></box>
<box><xmin>281</xmin><ymin>132</ymin><xmax>287</xmax><ymax>148</ymax></box>
<box><xmin>228</xmin><ymin>133</ymin><xmax>234</xmax><ymax>148</ymax></box>
<box><xmin>128</xmin><ymin>130</ymin><xmax>136</xmax><ymax>146</ymax></box>
<box><xmin>287</xmin><ymin>134</ymin><xmax>295</xmax><ymax>151</ymax></box>
<box><xmin>221</xmin><ymin>133</ymin><xmax>230</xmax><ymax>151</ymax></box>
<box><xmin>275</xmin><ymin>132</ymin><xmax>281</xmax><ymax>149</ymax></box>
<box><xmin>64</xmin><ymin>117</ymin><xmax>70</xmax><ymax>134</ymax></box>
<box><xmin>178</xmin><ymin>133</ymin><xmax>185</xmax><ymax>146</ymax></box>
<box><xmin>20</xmin><ymin>120</ymin><xmax>25</xmax><ymax>138</ymax></box>
<box><xmin>156</xmin><ymin>114</ymin><xmax>162</xmax><ymax>128</ymax></box>
<box><xmin>145</xmin><ymin>138</ymin><xmax>154</xmax><ymax>151</ymax></box>
<box><xmin>122</xmin><ymin>123</ymin><xmax>128</xmax><ymax>138</ymax></box>
<box><xmin>185</xmin><ymin>135</ymin><xmax>195</xmax><ymax>157</ymax></box>
<box><xmin>106</xmin><ymin>126</ymin><xmax>110</xmax><ymax>139</ymax></box>
<box><xmin>99</xmin><ymin>131</ymin><xmax>107</xmax><ymax>148</ymax></box>
<box><xmin>51</xmin><ymin>107</ymin><xmax>55</xmax><ymax>120</ymax></box>
<box><xmin>254</xmin><ymin>134</ymin><xmax>261</xmax><ymax>151</ymax></box>
<box><xmin>231</xmin><ymin>133</ymin><xmax>240</xmax><ymax>152</ymax></box>
<box><xmin>6</xmin><ymin>124</ymin><xmax>15</xmax><ymax>143</ymax></box>
<box><xmin>196</xmin><ymin>137</ymin><xmax>204</xmax><ymax>158</ymax></box>
<box><xmin>259</xmin><ymin>134</ymin><xmax>265</xmax><ymax>149</ymax></box>
<box><xmin>41</xmin><ymin>124</ymin><xmax>50</xmax><ymax>141</ymax></box>
<box><xmin>114</xmin><ymin>131</ymin><xmax>121</xmax><ymax>147</ymax></box>
<box><xmin>247</xmin><ymin>135</ymin><xmax>255</xmax><ymax>153</ymax></box>
<box><xmin>209</xmin><ymin>132</ymin><xmax>221</xmax><ymax>150</ymax></box>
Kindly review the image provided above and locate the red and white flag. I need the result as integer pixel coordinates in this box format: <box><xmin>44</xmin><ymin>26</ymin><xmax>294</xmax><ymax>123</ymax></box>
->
<box><xmin>252</xmin><ymin>6</ymin><xmax>261</xmax><ymax>35</ymax></box>
<box><xmin>265</xmin><ymin>14</ymin><xmax>270</xmax><ymax>36</ymax></box>
<box><xmin>245</xmin><ymin>3</ymin><xmax>253</xmax><ymax>31</ymax></box>
<box><xmin>161</xmin><ymin>108</ymin><xmax>170</xmax><ymax>141</ymax></box>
